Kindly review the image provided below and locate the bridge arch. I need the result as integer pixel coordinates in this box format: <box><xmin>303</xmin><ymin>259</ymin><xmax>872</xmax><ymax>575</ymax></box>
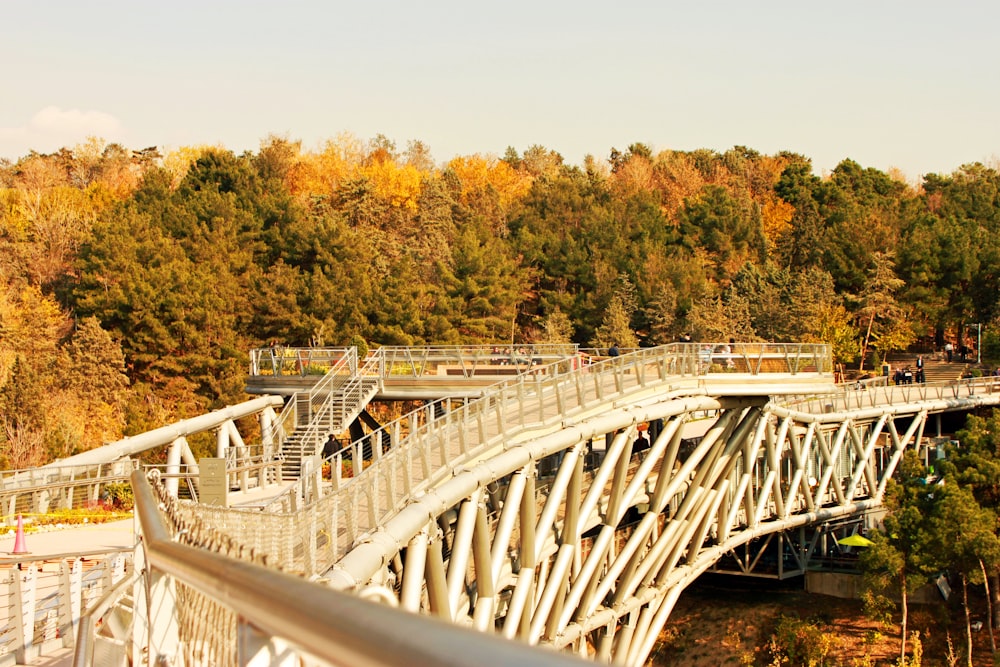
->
<box><xmin>325</xmin><ymin>389</ymin><xmax>937</xmax><ymax>664</ymax></box>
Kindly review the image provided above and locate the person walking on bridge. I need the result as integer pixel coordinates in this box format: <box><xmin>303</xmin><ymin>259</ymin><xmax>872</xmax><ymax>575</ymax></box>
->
<box><xmin>322</xmin><ymin>433</ymin><xmax>340</xmax><ymax>458</ymax></box>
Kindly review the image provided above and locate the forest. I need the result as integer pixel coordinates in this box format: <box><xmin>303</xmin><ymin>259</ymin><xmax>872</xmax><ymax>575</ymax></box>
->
<box><xmin>2</xmin><ymin>134</ymin><xmax>1000</xmax><ymax>469</ymax></box>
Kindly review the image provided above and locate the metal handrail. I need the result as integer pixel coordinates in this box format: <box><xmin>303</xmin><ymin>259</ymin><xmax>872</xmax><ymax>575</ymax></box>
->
<box><xmin>71</xmin><ymin>569</ymin><xmax>140</xmax><ymax>667</ymax></box>
<box><xmin>0</xmin><ymin>461</ymin><xmax>138</xmax><ymax>525</ymax></box>
<box><xmin>0</xmin><ymin>545</ymin><xmax>134</xmax><ymax>567</ymax></box>
<box><xmin>249</xmin><ymin>346</ymin><xmax>355</xmax><ymax>377</ymax></box>
<box><xmin>782</xmin><ymin>376</ymin><xmax>1000</xmax><ymax>416</ymax></box>
<box><xmin>250</xmin><ymin>344</ymin><xmax>582</xmax><ymax>380</ymax></box>
<box><xmin>265</xmin><ymin>347</ymin><xmax>359</xmax><ymax>449</ymax></box>
<box><xmin>131</xmin><ymin>470</ymin><xmax>589</xmax><ymax>667</ymax></box>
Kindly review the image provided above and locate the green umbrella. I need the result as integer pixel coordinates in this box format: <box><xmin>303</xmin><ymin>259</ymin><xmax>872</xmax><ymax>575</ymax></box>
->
<box><xmin>837</xmin><ymin>534</ymin><xmax>874</xmax><ymax>547</ymax></box>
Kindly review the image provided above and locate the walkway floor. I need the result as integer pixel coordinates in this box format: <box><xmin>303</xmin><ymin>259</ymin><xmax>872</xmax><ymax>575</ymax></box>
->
<box><xmin>20</xmin><ymin>647</ymin><xmax>72</xmax><ymax>667</ymax></box>
<box><xmin>2</xmin><ymin>519</ymin><xmax>136</xmax><ymax>558</ymax></box>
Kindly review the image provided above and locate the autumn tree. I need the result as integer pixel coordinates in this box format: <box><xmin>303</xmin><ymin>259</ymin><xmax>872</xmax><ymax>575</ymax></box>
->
<box><xmin>929</xmin><ymin>483</ymin><xmax>1000</xmax><ymax>666</ymax></box>
<box><xmin>860</xmin><ymin>451</ymin><xmax>940</xmax><ymax>664</ymax></box>
<box><xmin>856</xmin><ymin>252</ymin><xmax>912</xmax><ymax>370</ymax></box>
<box><xmin>592</xmin><ymin>276</ymin><xmax>640</xmax><ymax>349</ymax></box>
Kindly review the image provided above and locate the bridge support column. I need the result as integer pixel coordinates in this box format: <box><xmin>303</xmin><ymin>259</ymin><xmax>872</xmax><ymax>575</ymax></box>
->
<box><xmin>502</xmin><ymin>473</ymin><xmax>536</xmax><ymax>640</ymax></box>
<box><xmin>216</xmin><ymin>422</ymin><xmax>228</xmax><ymax>458</ymax></box>
<box><xmin>611</xmin><ymin>610</ymin><xmax>637</xmax><ymax>666</ymax></box>
<box><xmin>424</xmin><ymin>533</ymin><xmax>451</xmax><ymax>620</ymax></box>
<box><xmin>11</xmin><ymin>563</ymin><xmax>37</xmax><ymax>664</ymax></box>
<box><xmin>165</xmin><ymin>438</ymin><xmax>183</xmax><ymax>498</ymax></box>
<box><xmin>446</xmin><ymin>490</ymin><xmax>482</xmax><ymax>619</ymax></box>
<box><xmin>630</xmin><ymin>585</ymin><xmax>683</xmax><ymax>667</ymax></box>
<box><xmin>592</xmin><ymin>621</ymin><xmax>614</xmax><ymax>663</ymax></box>
<box><xmin>472</xmin><ymin>504</ymin><xmax>496</xmax><ymax>631</ymax></box>
<box><xmin>401</xmin><ymin>529</ymin><xmax>429</xmax><ymax>612</ymax></box>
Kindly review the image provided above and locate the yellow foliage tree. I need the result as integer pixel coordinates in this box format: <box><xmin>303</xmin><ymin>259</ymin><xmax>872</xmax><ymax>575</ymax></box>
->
<box><xmin>287</xmin><ymin>133</ymin><xmax>369</xmax><ymax>199</ymax></box>
<box><xmin>446</xmin><ymin>154</ymin><xmax>531</xmax><ymax>213</ymax></box>
<box><xmin>358</xmin><ymin>160</ymin><xmax>424</xmax><ymax>211</ymax></box>
<box><xmin>653</xmin><ymin>151</ymin><xmax>706</xmax><ymax>223</ymax></box>
<box><xmin>800</xmin><ymin>301</ymin><xmax>860</xmax><ymax>365</ymax></box>
<box><xmin>0</xmin><ymin>282</ymin><xmax>69</xmax><ymax>358</ymax></box>
<box><xmin>760</xmin><ymin>197</ymin><xmax>796</xmax><ymax>249</ymax></box>
<box><xmin>162</xmin><ymin>144</ymin><xmax>224</xmax><ymax>187</ymax></box>
<box><xmin>611</xmin><ymin>153</ymin><xmax>655</xmax><ymax>196</ymax></box>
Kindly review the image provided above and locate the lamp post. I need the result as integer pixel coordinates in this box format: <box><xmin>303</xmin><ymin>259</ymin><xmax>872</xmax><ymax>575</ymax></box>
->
<box><xmin>973</xmin><ymin>323</ymin><xmax>982</xmax><ymax>364</ymax></box>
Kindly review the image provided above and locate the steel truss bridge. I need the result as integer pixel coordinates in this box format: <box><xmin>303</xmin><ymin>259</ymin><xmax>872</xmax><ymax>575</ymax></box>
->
<box><xmin>4</xmin><ymin>343</ymin><xmax>999</xmax><ymax>667</ymax></box>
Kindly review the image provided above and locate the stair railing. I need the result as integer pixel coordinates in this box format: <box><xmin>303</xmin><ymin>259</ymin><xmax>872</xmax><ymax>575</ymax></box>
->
<box><xmin>290</xmin><ymin>349</ymin><xmax>385</xmax><ymax>456</ymax></box>
<box><xmin>265</xmin><ymin>348</ymin><xmax>357</xmax><ymax>453</ymax></box>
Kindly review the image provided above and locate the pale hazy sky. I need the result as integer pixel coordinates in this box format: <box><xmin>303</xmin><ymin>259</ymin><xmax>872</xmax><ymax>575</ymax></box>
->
<box><xmin>3</xmin><ymin>1</ymin><xmax>998</xmax><ymax>180</ymax></box>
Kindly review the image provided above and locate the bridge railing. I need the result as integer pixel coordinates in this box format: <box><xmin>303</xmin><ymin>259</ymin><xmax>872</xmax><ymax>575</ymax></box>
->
<box><xmin>181</xmin><ymin>343</ymin><xmax>830</xmax><ymax>577</ymax></box>
<box><xmin>250</xmin><ymin>344</ymin><xmax>584</xmax><ymax>380</ymax></box>
<box><xmin>784</xmin><ymin>375</ymin><xmax>1000</xmax><ymax>415</ymax></box>
<box><xmin>127</xmin><ymin>470</ymin><xmax>589</xmax><ymax>667</ymax></box>
<box><xmin>375</xmin><ymin>344</ymin><xmax>580</xmax><ymax>379</ymax></box>
<box><xmin>143</xmin><ymin>446</ymin><xmax>282</xmax><ymax>500</ymax></box>
<box><xmin>250</xmin><ymin>342</ymin><xmax>831</xmax><ymax>382</ymax></box>
<box><xmin>0</xmin><ymin>461</ymin><xmax>138</xmax><ymax>527</ymax></box>
<box><xmin>249</xmin><ymin>346</ymin><xmax>355</xmax><ymax>377</ymax></box>
<box><xmin>1</xmin><ymin>549</ymin><xmax>131</xmax><ymax>664</ymax></box>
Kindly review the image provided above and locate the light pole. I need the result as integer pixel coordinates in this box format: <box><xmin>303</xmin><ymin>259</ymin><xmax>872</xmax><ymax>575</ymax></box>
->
<box><xmin>973</xmin><ymin>323</ymin><xmax>982</xmax><ymax>364</ymax></box>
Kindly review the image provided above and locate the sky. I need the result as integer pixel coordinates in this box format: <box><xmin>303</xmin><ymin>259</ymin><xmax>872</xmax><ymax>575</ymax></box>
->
<box><xmin>3</xmin><ymin>1</ymin><xmax>999</xmax><ymax>181</ymax></box>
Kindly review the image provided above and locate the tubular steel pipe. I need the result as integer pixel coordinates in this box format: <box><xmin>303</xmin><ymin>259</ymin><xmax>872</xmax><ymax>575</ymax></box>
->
<box><xmin>131</xmin><ymin>471</ymin><xmax>589</xmax><ymax>667</ymax></box>
<box><xmin>401</xmin><ymin>530</ymin><xmax>429</xmax><ymax>613</ymax></box>
<box><xmin>47</xmin><ymin>396</ymin><xmax>285</xmax><ymax>468</ymax></box>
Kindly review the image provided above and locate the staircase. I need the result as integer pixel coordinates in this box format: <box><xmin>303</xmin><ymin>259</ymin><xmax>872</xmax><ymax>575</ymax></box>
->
<box><xmin>279</xmin><ymin>378</ymin><xmax>380</xmax><ymax>478</ymax></box>
<box><xmin>277</xmin><ymin>353</ymin><xmax>383</xmax><ymax>480</ymax></box>
<box><xmin>885</xmin><ymin>353</ymin><xmax>965</xmax><ymax>384</ymax></box>
<box><xmin>922</xmin><ymin>359</ymin><xmax>964</xmax><ymax>383</ymax></box>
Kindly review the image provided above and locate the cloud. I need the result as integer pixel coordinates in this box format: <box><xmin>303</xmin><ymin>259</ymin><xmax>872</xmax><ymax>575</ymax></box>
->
<box><xmin>0</xmin><ymin>106</ymin><xmax>125</xmax><ymax>160</ymax></box>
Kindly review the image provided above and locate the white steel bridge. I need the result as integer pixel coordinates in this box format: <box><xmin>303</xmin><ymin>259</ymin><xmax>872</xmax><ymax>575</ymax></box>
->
<box><xmin>3</xmin><ymin>343</ymin><xmax>998</xmax><ymax>667</ymax></box>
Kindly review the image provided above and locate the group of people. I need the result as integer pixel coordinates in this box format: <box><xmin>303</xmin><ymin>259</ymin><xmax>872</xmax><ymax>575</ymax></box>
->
<box><xmin>892</xmin><ymin>355</ymin><xmax>925</xmax><ymax>385</ymax></box>
<box><xmin>490</xmin><ymin>346</ymin><xmax>535</xmax><ymax>365</ymax></box>
<box><xmin>892</xmin><ymin>366</ymin><xmax>924</xmax><ymax>385</ymax></box>
<box><xmin>944</xmin><ymin>340</ymin><xmax>977</xmax><ymax>363</ymax></box>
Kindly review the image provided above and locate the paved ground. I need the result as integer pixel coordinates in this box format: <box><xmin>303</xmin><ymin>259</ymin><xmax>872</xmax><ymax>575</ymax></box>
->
<box><xmin>1</xmin><ymin>479</ymin><xmax>292</xmax><ymax>559</ymax></box>
<box><xmin>2</xmin><ymin>518</ymin><xmax>136</xmax><ymax>558</ymax></box>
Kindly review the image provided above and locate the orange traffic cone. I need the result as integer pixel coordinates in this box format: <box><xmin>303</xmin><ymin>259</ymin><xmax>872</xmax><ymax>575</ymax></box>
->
<box><xmin>12</xmin><ymin>513</ymin><xmax>28</xmax><ymax>555</ymax></box>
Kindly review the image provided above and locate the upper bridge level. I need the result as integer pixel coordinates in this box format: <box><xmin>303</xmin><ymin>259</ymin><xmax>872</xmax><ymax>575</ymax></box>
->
<box><xmin>246</xmin><ymin>342</ymin><xmax>837</xmax><ymax>400</ymax></box>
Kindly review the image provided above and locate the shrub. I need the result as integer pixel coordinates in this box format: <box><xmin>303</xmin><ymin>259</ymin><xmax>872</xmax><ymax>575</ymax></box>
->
<box><xmin>762</xmin><ymin>614</ymin><xmax>834</xmax><ymax>667</ymax></box>
<box><xmin>103</xmin><ymin>482</ymin><xmax>134</xmax><ymax>510</ymax></box>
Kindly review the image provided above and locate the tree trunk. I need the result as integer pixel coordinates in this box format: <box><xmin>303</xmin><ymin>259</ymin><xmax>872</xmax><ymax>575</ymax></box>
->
<box><xmin>981</xmin><ymin>559</ymin><xmax>996</xmax><ymax>655</ymax></box>
<box><xmin>993</xmin><ymin>567</ymin><xmax>1000</xmax><ymax>632</ymax></box>
<box><xmin>900</xmin><ymin>575</ymin><xmax>909</xmax><ymax>664</ymax></box>
<box><xmin>860</xmin><ymin>311</ymin><xmax>876</xmax><ymax>373</ymax></box>
<box><xmin>964</xmin><ymin>573</ymin><xmax>973</xmax><ymax>667</ymax></box>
